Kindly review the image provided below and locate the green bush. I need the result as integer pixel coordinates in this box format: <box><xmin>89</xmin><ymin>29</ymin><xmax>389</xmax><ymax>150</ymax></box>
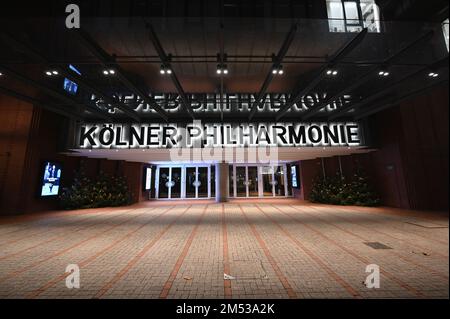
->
<box><xmin>309</xmin><ymin>171</ymin><xmax>380</xmax><ymax>206</ymax></box>
<box><xmin>59</xmin><ymin>168</ymin><xmax>132</xmax><ymax>210</ymax></box>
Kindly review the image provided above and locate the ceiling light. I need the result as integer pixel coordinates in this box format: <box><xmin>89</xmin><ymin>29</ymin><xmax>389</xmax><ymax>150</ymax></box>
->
<box><xmin>326</xmin><ymin>69</ymin><xmax>338</xmax><ymax>76</ymax></box>
<box><xmin>103</xmin><ymin>70</ymin><xmax>109</xmax><ymax>75</ymax></box>
<box><xmin>109</xmin><ymin>69</ymin><xmax>115</xmax><ymax>74</ymax></box>
<box><xmin>272</xmin><ymin>65</ymin><xmax>284</xmax><ymax>76</ymax></box>
<box><xmin>217</xmin><ymin>64</ymin><xmax>229</xmax><ymax>75</ymax></box>
<box><xmin>0</xmin><ymin>72</ymin><xmax>3</xmax><ymax>76</ymax></box>
<box><xmin>428</xmin><ymin>72</ymin><xmax>439</xmax><ymax>78</ymax></box>
<box><xmin>379</xmin><ymin>71</ymin><xmax>389</xmax><ymax>77</ymax></box>
<box><xmin>160</xmin><ymin>64</ymin><xmax>172</xmax><ymax>75</ymax></box>
<box><xmin>45</xmin><ymin>71</ymin><xmax>53</xmax><ymax>76</ymax></box>
<box><xmin>52</xmin><ymin>70</ymin><xmax>59</xmax><ymax>75</ymax></box>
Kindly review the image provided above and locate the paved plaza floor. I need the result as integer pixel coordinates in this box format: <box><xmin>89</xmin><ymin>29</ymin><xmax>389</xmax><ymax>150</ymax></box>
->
<box><xmin>0</xmin><ymin>200</ymin><xmax>448</xmax><ymax>299</ymax></box>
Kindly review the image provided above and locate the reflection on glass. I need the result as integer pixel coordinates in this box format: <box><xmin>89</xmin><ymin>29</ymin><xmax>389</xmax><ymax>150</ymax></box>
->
<box><xmin>248</xmin><ymin>166</ymin><xmax>258</xmax><ymax>197</ymax></box>
<box><xmin>327</xmin><ymin>1</ymin><xmax>345</xmax><ymax>32</ymax></box>
<box><xmin>158</xmin><ymin>168</ymin><xmax>170</xmax><ymax>199</ymax></box>
<box><xmin>229</xmin><ymin>165</ymin><xmax>234</xmax><ymax>197</ymax></box>
<box><xmin>186</xmin><ymin>167</ymin><xmax>196</xmax><ymax>198</ymax></box>
<box><xmin>171</xmin><ymin>167</ymin><xmax>182</xmax><ymax>198</ymax></box>
<box><xmin>261</xmin><ymin>166</ymin><xmax>274</xmax><ymax>197</ymax></box>
<box><xmin>286</xmin><ymin>165</ymin><xmax>293</xmax><ymax>196</ymax></box>
<box><xmin>198</xmin><ymin>167</ymin><xmax>208</xmax><ymax>197</ymax></box>
<box><xmin>210</xmin><ymin>165</ymin><xmax>215</xmax><ymax>198</ymax></box>
<box><xmin>344</xmin><ymin>1</ymin><xmax>359</xmax><ymax>23</ymax></box>
<box><xmin>274</xmin><ymin>166</ymin><xmax>285</xmax><ymax>197</ymax></box>
<box><xmin>236</xmin><ymin>167</ymin><xmax>246</xmax><ymax>197</ymax></box>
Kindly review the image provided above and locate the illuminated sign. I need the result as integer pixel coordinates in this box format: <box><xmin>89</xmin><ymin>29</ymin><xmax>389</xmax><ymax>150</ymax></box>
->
<box><xmin>291</xmin><ymin>166</ymin><xmax>299</xmax><ymax>188</ymax></box>
<box><xmin>76</xmin><ymin>122</ymin><xmax>364</xmax><ymax>149</ymax></box>
<box><xmin>144</xmin><ymin>167</ymin><xmax>152</xmax><ymax>190</ymax></box>
<box><xmin>92</xmin><ymin>92</ymin><xmax>352</xmax><ymax>114</ymax></box>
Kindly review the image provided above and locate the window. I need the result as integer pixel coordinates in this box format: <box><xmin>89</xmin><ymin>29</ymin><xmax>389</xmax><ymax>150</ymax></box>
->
<box><xmin>443</xmin><ymin>19</ymin><xmax>449</xmax><ymax>52</ymax></box>
<box><xmin>326</xmin><ymin>0</ymin><xmax>381</xmax><ymax>33</ymax></box>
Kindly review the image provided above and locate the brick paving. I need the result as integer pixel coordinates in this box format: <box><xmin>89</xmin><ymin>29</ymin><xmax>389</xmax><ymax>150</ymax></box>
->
<box><xmin>0</xmin><ymin>200</ymin><xmax>448</xmax><ymax>299</ymax></box>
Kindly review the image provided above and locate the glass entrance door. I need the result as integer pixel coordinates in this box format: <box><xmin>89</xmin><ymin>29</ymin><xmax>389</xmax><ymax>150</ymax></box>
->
<box><xmin>229</xmin><ymin>164</ymin><xmax>290</xmax><ymax>198</ymax></box>
<box><xmin>157</xmin><ymin>167</ymin><xmax>181</xmax><ymax>199</ymax></box>
<box><xmin>156</xmin><ymin>165</ymin><xmax>211</xmax><ymax>199</ymax></box>
<box><xmin>235</xmin><ymin>166</ymin><xmax>247</xmax><ymax>197</ymax></box>
<box><xmin>274</xmin><ymin>166</ymin><xmax>286</xmax><ymax>197</ymax></box>
<box><xmin>185</xmin><ymin>167</ymin><xmax>197</xmax><ymax>198</ymax></box>
<box><xmin>171</xmin><ymin>167</ymin><xmax>182</xmax><ymax>198</ymax></box>
<box><xmin>247</xmin><ymin>166</ymin><xmax>259</xmax><ymax>197</ymax></box>
<box><xmin>197</xmin><ymin>167</ymin><xmax>209</xmax><ymax>198</ymax></box>
<box><xmin>158</xmin><ymin>168</ymin><xmax>170</xmax><ymax>199</ymax></box>
<box><xmin>261</xmin><ymin>166</ymin><xmax>274</xmax><ymax>197</ymax></box>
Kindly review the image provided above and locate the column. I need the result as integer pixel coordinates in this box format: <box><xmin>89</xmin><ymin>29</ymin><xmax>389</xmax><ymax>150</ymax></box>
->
<box><xmin>215</xmin><ymin>162</ymin><xmax>229</xmax><ymax>202</ymax></box>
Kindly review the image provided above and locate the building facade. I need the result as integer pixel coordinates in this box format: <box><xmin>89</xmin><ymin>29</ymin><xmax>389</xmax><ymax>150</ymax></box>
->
<box><xmin>0</xmin><ymin>0</ymin><xmax>448</xmax><ymax>215</ymax></box>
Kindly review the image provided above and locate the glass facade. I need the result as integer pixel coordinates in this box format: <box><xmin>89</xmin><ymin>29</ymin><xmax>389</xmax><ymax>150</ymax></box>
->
<box><xmin>155</xmin><ymin>165</ymin><xmax>213</xmax><ymax>199</ymax></box>
<box><xmin>154</xmin><ymin>163</ymin><xmax>293</xmax><ymax>200</ymax></box>
<box><xmin>326</xmin><ymin>0</ymin><xmax>380</xmax><ymax>33</ymax></box>
<box><xmin>227</xmin><ymin>164</ymin><xmax>292</xmax><ymax>199</ymax></box>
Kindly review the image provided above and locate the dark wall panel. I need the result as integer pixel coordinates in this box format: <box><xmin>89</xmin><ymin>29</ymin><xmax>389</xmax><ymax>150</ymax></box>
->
<box><xmin>0</xmin><ymin>95</ymin><xmax>34</xmax><ymax>216</ymax></box>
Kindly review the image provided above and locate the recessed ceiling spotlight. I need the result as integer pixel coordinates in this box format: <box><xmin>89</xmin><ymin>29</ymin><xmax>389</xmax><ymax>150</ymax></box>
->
<box><xmin>45</xmin><ymin>70</ymin><xmax>59</xmax><ymax>76</ymax></box>
<box><xmin>428</xmin><ymin>72</ymin><xmax>439</xmax><ymax>78</ymax></box>
<box><xmin>379</xmin><ymin>71</ymin><xmax>389</xmax><ymax>77</ymax></box>
<box><xmin>160</xmin><ymin>64</ymin><xmax>171</xmax><ymax>75</ymax></box>
<box><xmin>327</xmin><ymin>69</ymin><xmax>338</xmax><ymax>76</ymax></box>
<box><xmin>278</xmin><ymin>65</ymin><xmax>284</xmax><ymax>75</ymax></box>
<box><xmin>217</xmin><ymin>64</ymin><xmax>228</xmax><ymax>75</ymax></box>
<box><xmin>272</xmin><ymin>65</ymin><xmax>284</xmax><ymax>76</ymax></box>
<box><xmin>103</xmin><ymin>69</ymin><xmax>116</xmax><ymax>75</ymax></box>
<box><xmin>0</xmin><ymin>72</ymin><xmax>3</xmax><ymax>76</ymax></box>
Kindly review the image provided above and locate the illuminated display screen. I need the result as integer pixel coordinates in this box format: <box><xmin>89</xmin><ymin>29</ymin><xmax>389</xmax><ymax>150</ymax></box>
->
<box><xmin>63</xmin><ymin>64</ymin><xmax>81</xmax><ymax>95</ymax></box>
<box><xmin>291</xmin><ymin>165</ymin><xmax>299</xmax><ymax>188</ymax></box>
<box><xmin>145</xmin><ymin>167</ymin><xmax>152</xmax><ymax>190</ymax></box>
<box><xmin>40</xmin><ymin>161</ymin><xmax>62</xmax><ymax>197</ymax></box>
<box><xmin>63</xmin><ymin>78</ymin><xmax>78</xmax><ymax>95</ymax></box>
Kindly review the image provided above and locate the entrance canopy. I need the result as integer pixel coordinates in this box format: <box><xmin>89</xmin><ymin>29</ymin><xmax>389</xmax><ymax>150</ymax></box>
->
<box><xmin>67</xmin><ymin>146</ymin><xmax>372</xmax><ymax>164</ymax></box>
<box><xmin>0</xmin><ymin>16</ymin><xmax>448</xmax><ymax>126</ymax></box>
